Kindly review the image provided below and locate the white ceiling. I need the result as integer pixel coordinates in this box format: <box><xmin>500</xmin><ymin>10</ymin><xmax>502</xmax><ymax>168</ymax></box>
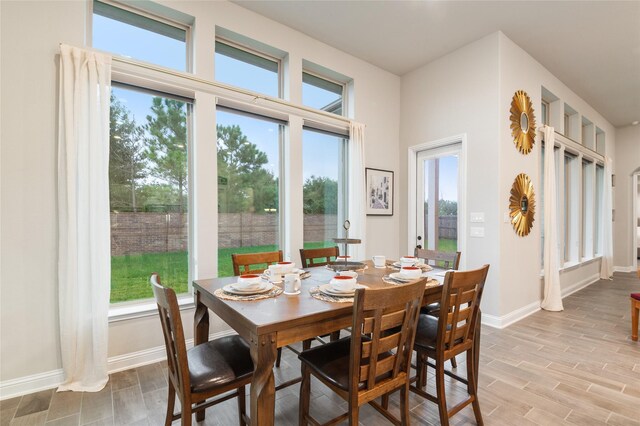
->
<box><xmin>231</xmin><ymin>0</ymin><xmax>640</xmax><ymax>128</ymax></box>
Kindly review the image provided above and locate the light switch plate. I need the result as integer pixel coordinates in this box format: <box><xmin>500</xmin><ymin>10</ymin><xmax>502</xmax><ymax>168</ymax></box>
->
<box><xmin>470</xmin><ymin>227</ymin><xmax>485</xmax><ymax>237</ymax></box>
<box><xmin>470</xmin><ymin>212</ymin><xmax>485</xmax><ymax>223</ymax></box>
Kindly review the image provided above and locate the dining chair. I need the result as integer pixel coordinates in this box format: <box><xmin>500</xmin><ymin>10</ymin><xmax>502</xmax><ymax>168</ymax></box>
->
<box><xmin>231</xmin><ymin>250</ymin><xmax>283</xmax><ymax>275</ymax></box>
<box><xmin>299</xmin><ymin>246</ymin><xmax>339</xmax><ymax>268</ymax></box>
<box><xmin>410</xmin><ymin>265</ymin><xmax>490</xmax><ymax>426</ymax></box>
<box><xmin>150</xmin><ymin>273</ymin><xmax>253</xmax><ymax>426</ymax></box>
<box><xmin>298</xmin><ymin>280</ymin><xmax>426</xmax><ymax>425</ymax></box>
<box><xmin>231</xmin><ymin>250</ymin><xmax>286</xmax><ymax>366</ymax></box>
<box><xmin>631</xmin><ymin>293</ymin><xmax>640</xmax><ymax>341</ymax></box>
<box><xmin>414</xmin><ymin>248</ymin><xmax>462</xmax><ymax>368</ymax></box>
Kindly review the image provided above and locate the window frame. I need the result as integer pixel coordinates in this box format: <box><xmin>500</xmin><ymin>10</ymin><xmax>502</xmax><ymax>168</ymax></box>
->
<box><xmin>301</xmin><ymin>69</ymin><xmax>346</xmax><ymax>116</ymax></box>
<box><xmin>90</xmin><ymin>0</ymin><xmax>193</xmax><ymax>73</ymax></box>
<box><xmin>215</xmin><ymin>37</ymin><xmax>283</xmax><ymax>99</ymax></box>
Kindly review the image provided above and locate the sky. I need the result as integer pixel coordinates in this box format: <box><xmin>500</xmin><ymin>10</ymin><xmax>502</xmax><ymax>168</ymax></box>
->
<box><xmin>95</xmin><ymin>14</ymin><xmax>341</xmax><ymax>184</ymax></box>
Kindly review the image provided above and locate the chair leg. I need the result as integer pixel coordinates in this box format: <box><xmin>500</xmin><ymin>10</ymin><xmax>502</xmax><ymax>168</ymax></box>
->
<box><xmin>466</xmin><ymin>349</ymin><xmax>483</xmax><ymax>425</ymax></box>
<box><xmin>418</xmin><ymin>351</ymin><xmax>427</xmax><ymax>389</ymax></box>
<box><xmin>181</xmin><ymin>403</ymin><xmax>192</xmax><ymax>426</ymax></box>
<box><xmin>302</xmin><ymin>339</ymin><xmax>312</xmax><ymax>351</ymax></box>
<box><xmin>632</xmin><ymin>299</ymin><xmax>639</xmax><ymax>341</ymax></box>
<box><xmin>381</xmin><ymin>393</ymin><xmax>389</xmax><ymax>410</ymax></box>
<box><xmin>436</xmin><ymin>360</ymin><xmax>449</xmax><ymax>426</ymax></box>
<box><xmin>450</xmin><ymin>356</ymin><xmax>458</xmax><ymax>369</ymax></box>
<box><xmin>329</xmin><ymin>330</ymin><xmax>340</xmax><ymax>341</ymax></box>
<box><xmin>400</xmin><ymin>381</ymin><xmax>410</xmax><ymax>426</ymax></box>
<box><xmin>299</xmin><ymin>364</ymin><xmax>311</xmax><ymax>426</ymax></box>
<box><xmin>275</xmin><ymin>347</ymin><xmax>282</xmax><ymax>367</ymax></box>
<box><xmin>237</xmin><ymin>385</ymin><xmax>247</xmax><ymax>426</ymax></box>
<box><xmin>165</xmin><ymin>382</ymin><xmax>176</xmax><ymax>426</ymax></box>
<box><xmin>348</xmin><ymin>402</ymin><xmax>359</xmax><ymax>426</ymax></box>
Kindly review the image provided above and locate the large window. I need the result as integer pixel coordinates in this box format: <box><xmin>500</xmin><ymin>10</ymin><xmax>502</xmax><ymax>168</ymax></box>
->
<box><xmin>564</xmin><ymin>153</ymin><xmax>579</xmax><ymax>262</ymax></box>
<box><xmin>595</xmin><ymin>164</ymin><xmax>604</xmax><ymax>254</ymax></box>
<box><xmin>93</xmin><ymin>0</ymin><xmax>188</xmax><ymax>71</ymax></box>
<box><xmin>302</xmin><ymin>128</ymin><xmax>348</xmax><ymax>248</ymax></box>
<box><xmin>582</xmin><ymin>160</ymin><xmax>594</xmax><ymax>258</ymax></box>
<box><xmin>302</xmin><ymin>72</ymin><xmax>344</xmax><ymax>115</ymax></box>
<box><xmin>109</xmin><ymin>85</ymin><xmax>191</xmax><ymax>303</ymax></box>
<box><xmin>215</xmin><ymin>40</ymin><xmax>280</xmax><ymax>98</ymax></box>
<box><xmin>216</xmin><ymin>108</ymin><xmax>284</xmax><ymax>277</ymax></box>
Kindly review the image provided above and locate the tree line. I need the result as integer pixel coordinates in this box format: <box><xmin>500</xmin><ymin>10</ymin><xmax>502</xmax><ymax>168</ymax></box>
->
<box><xmin>109</xmin><ymin>95</ymin><xmax>338</xmax><ymax>215</ymax></box>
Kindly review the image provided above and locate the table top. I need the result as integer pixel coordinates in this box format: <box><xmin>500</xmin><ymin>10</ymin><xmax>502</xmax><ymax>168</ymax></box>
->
<box><xmin>193</xmin><ymin>261</ymin><xmax>445</xmax><ymax>335</ymax></box>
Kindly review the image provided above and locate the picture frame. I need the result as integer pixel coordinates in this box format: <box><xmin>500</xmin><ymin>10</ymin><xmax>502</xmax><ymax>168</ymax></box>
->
<box><xmin>365</xmin><ymin>168</ymin><xmax>394</xmax><ymax>216</ymax></box>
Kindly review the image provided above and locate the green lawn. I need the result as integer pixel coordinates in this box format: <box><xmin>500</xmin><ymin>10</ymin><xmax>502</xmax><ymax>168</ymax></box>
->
<box><xmin>110</xmin><ymin>241</ymin><xmax>332</xmax><ymax>303</ymax></box>
<box><xmin>111</xmin><ymin>239</ymin><xmax>457</xmax><ymax>303</ymax></box>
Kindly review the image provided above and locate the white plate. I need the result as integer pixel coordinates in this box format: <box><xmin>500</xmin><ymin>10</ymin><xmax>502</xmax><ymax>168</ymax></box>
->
<box><xmin>389</xmin><ymin>272</ymin><xmax>420</xmax><ymax>282</ymax></box>
<box><xmin>262</xmin><ymin>268</ymin><xmax>300</xmax><ymax>278</ymax></box>
<box><xmin>319</xmin><ymin>283</ymin><xmax>368</xmax><ymax>297</ymax></box>
<box><xmin>223</xmin><ymin>282</ymin><xmax>273</xmax><ymax>295</ymax></box>
<box><xmin>392</xmin><ymin>262</ymin><xmax>433</xmax><ymax>271</ymax></box>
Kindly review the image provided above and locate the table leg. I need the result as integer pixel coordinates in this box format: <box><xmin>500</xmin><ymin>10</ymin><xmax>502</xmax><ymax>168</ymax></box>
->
<box><xmin>193</xmin><ymin>290</ymin><xmax>209</xmax><ymax>422</ymax></box>
<box><xmin>249</xmin><ymin>332</ymin><xmax>277</xmax><ymax>426</ymax></box>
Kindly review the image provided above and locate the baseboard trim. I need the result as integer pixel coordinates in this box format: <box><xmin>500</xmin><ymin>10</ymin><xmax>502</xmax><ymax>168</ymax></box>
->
<box><xmin>614</xmin><ymin>265</ymin><xmax>635</xmax><ymax>273</ymax></box>
<box><xmin>0</xmin><ymin>330</ymin><xmax>235</xmax><ymax>400</ymax></box>
<box><xmin>482</xmin><ymin>273</ymin><xmax>600</xmax><ymax>330</ymax></box>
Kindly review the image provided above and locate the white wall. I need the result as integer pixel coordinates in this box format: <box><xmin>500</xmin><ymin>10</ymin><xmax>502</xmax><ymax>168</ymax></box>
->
<box><xmin>400</xmin><ymin>33</ymin><xmax>502</xmax><ymax>317</ymax></box>
<box><xmin>613</xmin><ymin>125</ymin><xmax>640</xmax><ymax>269</ymax></box>
<box><xmin>497</xmin><ymin>33</ymin><xmax>615</xmax><ymax>319</ymax></box>
<box><xmin>0</xmin><ymin>0</ymin><xmax>401</xmax><ymax>390</ymax></box>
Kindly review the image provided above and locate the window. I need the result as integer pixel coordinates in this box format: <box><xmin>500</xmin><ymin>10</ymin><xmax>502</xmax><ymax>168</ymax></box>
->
<box><xmin>564</xmin><ymin>153</ymin><xmax>579</xmax><ymax>262</ymax></box>
<box><xmin>302</xmin><ymin>72</ymin><xmax>344</xmax><ymax>115</ymax></box>
<box><xmin>302</xmin><ymin>128</ymin><xmax>348</xmax><ymax>248</ymax></box>
<box><xmin>215</xmin><ymin>40</ymin><xmax>280</xmax><ymax>98</ymax></box>
<box><xmin>216</xmin><ymin>108</ymin><xmax>284</xmax><ymax>277</ymax></box>
<box><xmin>92</xmin><ymin>0</ymin><xmax>188</xmax><ymax>71</ymax></box>
<box><xmin>582</xmin><ymin>160</ymin><xmax>594</xmax><ymax>258</ymax></box>
<box><xmin>541</xmin><ymin>100</ymin><xmax>549</xmax><ymax>126</ymax></box>
<box><xmin>595</xmin><ymin>164</ymin><xmax>604</xmax><ymax>254</ymax></box>
<box><xmin>109</xmin><ymin>85</ymin><xmax>191</xmax><ymax>303</ymax></box>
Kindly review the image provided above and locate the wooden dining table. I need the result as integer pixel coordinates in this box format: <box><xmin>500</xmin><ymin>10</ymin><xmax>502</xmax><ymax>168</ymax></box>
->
<box><xmin>193</xmin><ymin>261</ymin><xmax>480</xmax><ymax>426</ymax></box>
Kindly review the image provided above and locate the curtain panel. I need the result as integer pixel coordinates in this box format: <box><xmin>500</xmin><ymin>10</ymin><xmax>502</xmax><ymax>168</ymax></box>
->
<box><xmin>57</xmin><ymin>45</ymin><xmax>112</xmax><ymax>392</ymax></box>
<box><xmin>347</xmin><ymin>122</ymin><xmax>366</xmax><ymax>261</ymax></box>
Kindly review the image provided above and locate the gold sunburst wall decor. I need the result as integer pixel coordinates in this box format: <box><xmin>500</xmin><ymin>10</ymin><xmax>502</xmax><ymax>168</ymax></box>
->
<box><xmin>509</xmin><ymin>173</ymin><xmax>536</xmax><ymax>237</ymax></box>
<box><xmin>510</xmin><ymin>90</ymin><xmax>536</xmax><ymax>155</ymax></box>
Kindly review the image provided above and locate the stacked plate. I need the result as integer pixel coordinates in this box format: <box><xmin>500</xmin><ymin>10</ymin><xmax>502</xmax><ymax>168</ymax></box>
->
<box><xmin>391</xmin><ymin>261</ymin><xmax>433</xmax><ymax>272</ymax></box>
<box><xmin>223</xmin><ymin>282</ymin><xmax>273</xmax><ymax>295</ymax></box>
<box><xmin>318</xmin><ymin>283</ymin><xmax>367</xmax><ymax>297</ymax></box>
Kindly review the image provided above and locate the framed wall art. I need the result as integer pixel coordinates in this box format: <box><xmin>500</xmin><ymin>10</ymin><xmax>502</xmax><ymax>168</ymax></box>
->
<box><xmin>366</xmin><ymin>168</ymin><xmax>394</xmax><ymax>216</ymax></box>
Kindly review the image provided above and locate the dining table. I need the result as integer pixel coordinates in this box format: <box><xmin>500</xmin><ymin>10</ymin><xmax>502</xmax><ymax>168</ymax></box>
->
<box><xmin>192</xmin><ymin>260</ymin><xmax>481</xmax><ymax>426</ymax></box>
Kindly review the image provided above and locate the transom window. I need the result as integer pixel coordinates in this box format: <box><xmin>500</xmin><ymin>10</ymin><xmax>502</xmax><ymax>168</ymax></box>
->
<box><xmin>215</xmin><ymin>40</ymin><xmax>280</xmax><ymax>98</ymax></box>
<box><xmin>92</xmin><ymin>0</ymin><xmax>188</xmax><ymax>72</ymax></box>
<box><xmin>302</xmin><ymin>71</ymin><xmax>344</xmax><ymax>115</ymax></box>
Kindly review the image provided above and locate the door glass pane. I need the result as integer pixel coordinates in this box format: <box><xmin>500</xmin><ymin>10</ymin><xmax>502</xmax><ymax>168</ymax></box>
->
<box><xmin>93</xmin><ymin>1</ymin><xmax>187</xmax><ymax>71</ymax></box>
<box><xmin>215</xmin><ymin>41</ymin><xmax>279</xmax><ymax>98</ymax></box>
<box><xmin>302</xmin><ymin>128</ymin><xmax>347</xmax><ymax>249</ymax></box>
<box><xmin>217</xmin><ymin>109</ymin><xmax>282</xmax><ymax>277</ymax></box>
<box><xmin>109</xmin><ymin>86</ymin><xmax>190</xmax><ymax>303</ymax></box>
<box><xmin>419</xmin><ymin>151</ymin><xmax>459</xmax><ymax>255</ymax></box>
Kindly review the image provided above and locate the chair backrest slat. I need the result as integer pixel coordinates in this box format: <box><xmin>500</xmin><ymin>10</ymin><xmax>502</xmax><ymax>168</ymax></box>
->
<box><xmin>437</xmin><ymin>265</ymin><xmax>489</xmax><ymax>358</ymax></box>
<box><xmin>414</xmin><ymin>248</ymin><xmax>461</xmax><ymax>270</ymax></box>
<box><xmin>232</xmin><ymin>251</ymin><xmax>283</xmax><ymax>275</ymax></box>
<box><xmin>150</xmin><ymin>273</ymin><xmax>191</xmax><ymax>398</ymax></box>
<box><xmin>299</xmin><ymin>247</ymin><xmax>339</xmax><ymax>268</ymax></box>
<box><xmin>349</xmin><ymin>280</ymin><xmax>425</xmax><ymax>395</ymax></box>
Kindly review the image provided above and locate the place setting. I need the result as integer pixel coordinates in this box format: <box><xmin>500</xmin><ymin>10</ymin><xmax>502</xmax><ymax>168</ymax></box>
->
<box><xmin>386</xmin><ymin>255</ymin><xmax>434</xmax><ymax>272</ymax></box>
<box><xmin>309</xmin><ymin>271</ymin><xmax>368</xmax><ymax>303</ymax></box>
<box><xmin>383</xmin><ymin>261</ymin><xmax>440</xmax><ymax>288</ymax></box>
<box><xmin>215</xmin><ymin>273</ymin><xmax>283</xmax><ymax>301</ymax></box>
<box><xmin>262</xmin><ymin>261</ymin><xmax>311</xmax><ymax>282</ymax></box>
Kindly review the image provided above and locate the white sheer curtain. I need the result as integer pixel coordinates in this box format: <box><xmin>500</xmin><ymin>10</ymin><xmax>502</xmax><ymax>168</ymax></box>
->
<box><xmin>57</xmin><ymin>45</ymin><xmax>112</xmax><ymax>392</ymax></box>
<box><xmin>599</xmin><ymin>156</ymin><xmax>614</xmax><ymax>279</ymax></box>
<box><xmin>541</xmin><ymin>127</ymin><xmax>563</xmax><ymax>311</ymax></box>
<box><xmin>347</xmin><ymin>122</ymin><xmax>366</xmax><ymax>261</ymax></box>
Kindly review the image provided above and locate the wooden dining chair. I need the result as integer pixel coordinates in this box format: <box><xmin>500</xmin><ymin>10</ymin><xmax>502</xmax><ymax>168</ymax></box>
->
<box><xmin>299</xmin><ymin>246</ymin><xmax>339</xmax><ymax>268</ymax></box>
<box><xmin>150</xmin><ymin>273</ymin><xmax>253</xmax><ymax>426</ymax></box>
<box><xmin>410</xmin><ymin>265</ymin><xmax>490</xmax><ymax>426</ymax></box>
<box><xmin>231</xmin><ymin>250</ymin><xmax>283</xmax><ymax>275</ymax></box>
<box><xmin>414</xmin><ymin>248</ymin><xmax>461</xmax><ymax>270</ymax></box>
<box><xmin>415</xmin><ymin>248</ymin><xmax>462</xmax><ymax>367</ymax></box>
<box><xmin>298</xmin><ymin>280</ymin><xmax>426</xmax><ymax>425</ymax></box>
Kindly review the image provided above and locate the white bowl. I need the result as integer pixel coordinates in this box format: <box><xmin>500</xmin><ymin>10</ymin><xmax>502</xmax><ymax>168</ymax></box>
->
<box><xmin>399</xmin><ymin>266</ymin><xmax>422</xmax><ymax>279</ymax></box>
<box><xmin>339</xmin><ymin>270</ymin><xmax>358</xmax><ymax>278</ymax></box>
<box><xmin>330</xmin><ymin>275</ymin><xmax>357</xmax><ymax>292</ymax></box>
<box><xmin>400</xmin><ymin>256</ymin><xmax>417</xmax><ymax>267</ymax></box>
<box><xmin>237</xmin><ymin>274</ymin><xmax>262</xmax><ymax>288</ymax></box>
<box><xmin>277</xmin><ymin>261</ymin><xmax>295</xmax><ymax>273</ymax></box>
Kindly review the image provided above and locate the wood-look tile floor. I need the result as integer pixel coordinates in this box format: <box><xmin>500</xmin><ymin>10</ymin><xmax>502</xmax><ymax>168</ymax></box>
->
<box><xmin>2</xmin><ymin>272</ymin><xmax>639</xmax><ymax>425</ymax></box>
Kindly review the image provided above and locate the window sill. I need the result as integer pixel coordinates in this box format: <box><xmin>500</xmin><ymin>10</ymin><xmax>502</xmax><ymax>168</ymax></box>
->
<box><xmin>108</xmin><ymin>294</ymin><xmax>194</xmax><ymax>323</ymax></box>
<box><xmin>539</xmin><ymin>255</ymin><xmax>602</xmax><ymax>277</ymax></box>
